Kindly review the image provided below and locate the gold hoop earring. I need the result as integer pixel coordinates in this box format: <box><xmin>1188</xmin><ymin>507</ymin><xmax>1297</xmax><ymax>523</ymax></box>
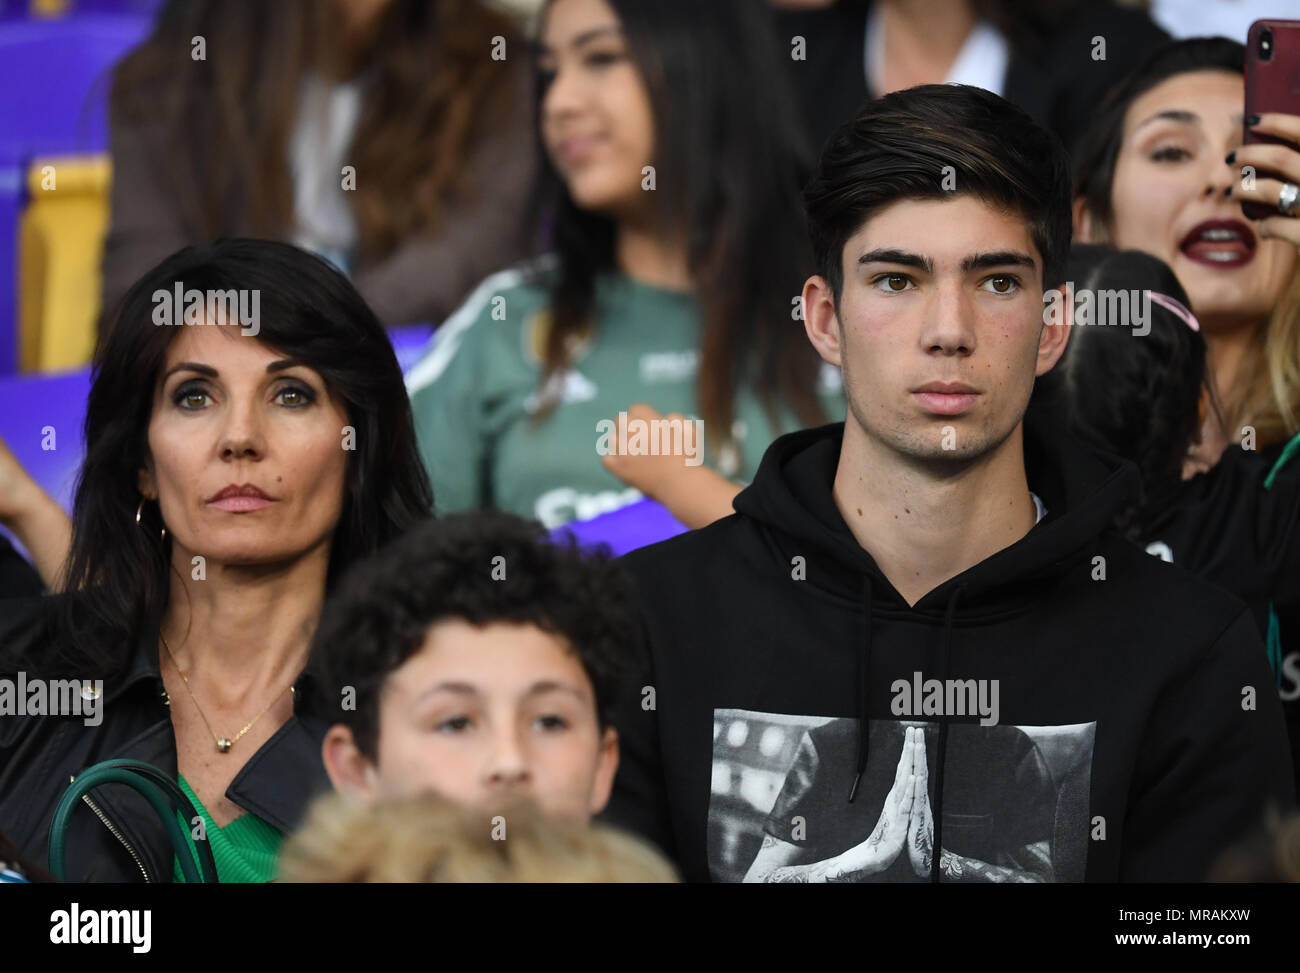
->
<box><xmin>135</xmin><ymin>498</ymin><xmax>167</xmax><ymax>542</ymax></box>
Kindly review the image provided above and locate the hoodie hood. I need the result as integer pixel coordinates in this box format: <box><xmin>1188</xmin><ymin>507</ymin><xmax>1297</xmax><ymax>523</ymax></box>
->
<box><xmin>732</xmin><ymin>410</ymin><xmax>1139</xmax><ymax>873</ymax></box>
<box><xmin>734</xmin><ymin>408</ymin><xmax>1140</xmax><ymax>619</ymax></box>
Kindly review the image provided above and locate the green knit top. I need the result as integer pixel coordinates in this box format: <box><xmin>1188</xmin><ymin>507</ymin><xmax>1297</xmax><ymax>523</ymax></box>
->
<box><xmin>172</xmin><ymin>774</ymin><xmax>284</xmax><ymax>883</ymax></box>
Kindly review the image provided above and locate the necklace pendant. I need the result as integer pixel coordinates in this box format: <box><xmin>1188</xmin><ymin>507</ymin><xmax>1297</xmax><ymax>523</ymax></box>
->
<box><xmin>216</xmin><ymin>737</ymin><xmax>232</xmax><ymax>753</ymax></box>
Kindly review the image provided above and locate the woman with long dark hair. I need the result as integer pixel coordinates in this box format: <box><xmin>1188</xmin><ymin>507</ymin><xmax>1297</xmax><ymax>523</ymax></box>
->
<box><xmin>407</xmin><ymin>0</ymin><xmax>842</xmax><ymax>529</ymax></box>
<box><xmin>0</xmin><ymin>239</ymin><xmax>432</xmax><ymax>882</ymax></box>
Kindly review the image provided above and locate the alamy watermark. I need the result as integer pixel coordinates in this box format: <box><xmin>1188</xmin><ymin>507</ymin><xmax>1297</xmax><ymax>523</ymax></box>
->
<box><xmin>152</xmin><ymin>283</ymin><xmax>261</xmax><ymax>336</ymax></box>
<box><xmin>1042</xmin><ymin>282</ymin><xmax>1150</xmax><ymax>337</ymax></box>
<box><xmin>891</xmin><ymin>671</ymin><xmax>999</xmax><ymax>726</ymax></box>
<box><xmin>0</xmin><ymin>672</ymin><xmax>102</xmax><ymax>726</ymax></box>
<box><xmin>50</xmin><ymin>903</ymin><xmax>150</xmax><ymax>953</ymax></box>
<box><xmin>595</xmin><ymin>410</ymin><xmax>704</xmax><ymax>466</ymax></box>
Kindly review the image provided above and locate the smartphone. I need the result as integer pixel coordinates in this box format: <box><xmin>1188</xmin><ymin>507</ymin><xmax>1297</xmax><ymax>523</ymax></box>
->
<box><xmin>1242</xmin><ymin>19</ymin><xmax>1300</xmax><ymax>220</ymax></box>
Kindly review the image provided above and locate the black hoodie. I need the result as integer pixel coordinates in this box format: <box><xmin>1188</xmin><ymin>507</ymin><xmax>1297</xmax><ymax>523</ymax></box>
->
<box><xmin>604</xmin><ymin>416</ymin><xmax>1295</xmax><ymax>882</ymax></box>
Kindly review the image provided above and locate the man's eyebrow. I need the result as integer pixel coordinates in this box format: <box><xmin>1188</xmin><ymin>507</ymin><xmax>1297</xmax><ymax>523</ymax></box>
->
<box><xmin>961</xmin><ymin>251</ymin><xmax>1037</xmax><ymax>272</ymax></box>
<box><xmin>858</xmin><ymin>249</ymin><xmax>932</xmax><ymax>273</ymax></box>
<box><xmin>1133</xmin><ymin>108</ymin><xmax>1199</xmax><ymax>133</ymax></box>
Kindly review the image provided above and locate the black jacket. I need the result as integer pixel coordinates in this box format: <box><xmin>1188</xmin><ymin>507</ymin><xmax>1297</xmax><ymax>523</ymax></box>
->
<box><xmin>1142</xmin><ymin>439</ymin><xmax>1299</xmax><ymax>636</ymax></box>
<box><xmin>603</xmin><ymin>418</ymin><xmax>1295</xmax><ymax>882</ymax></box>
<box><xmin>1143</xmin><ymin>438</ymin><xmax>1300</xmax><ymax>796</ymax></box>
<box><xmin>0</xmin><ymin>597</ymin><xmax>331</xmax><ymax>882</ymax></box>
<box><xmin>0</xmin><ymin>536</ymin><xmax>41</xmax><ymax>602</ymax></box>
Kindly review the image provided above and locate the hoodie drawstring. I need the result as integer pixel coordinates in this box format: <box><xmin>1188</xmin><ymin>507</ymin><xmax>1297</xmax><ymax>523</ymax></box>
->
<box><xmin>929</xmin><ymin>583</ymin><xmax>966</xmax><ymax>883</ymax></box>
<box><xmin>848</xmin><ymin>575</ymin><xmax>874</xmax><ymax>803</ymax></box>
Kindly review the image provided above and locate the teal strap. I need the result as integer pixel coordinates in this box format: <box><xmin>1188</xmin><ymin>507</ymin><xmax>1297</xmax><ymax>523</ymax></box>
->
<box><xmin>1263</xmin><ymin>430</ymin><xmax>1300</xmax><ymax>490</ymax></box>
<box><xmin>1266</xmin><ymin>604</ymin><xmax>1284</xmax><ymax>689</ymax></box>
<box><xmin>1261</xmin><ymin>431</ymin><xmax>1300</xmax><ymax>687</ymax></box>
<box><xmin>48</xmin><ymin>759</ymin><xmax>217</xmax><ymax>883</ymax></box>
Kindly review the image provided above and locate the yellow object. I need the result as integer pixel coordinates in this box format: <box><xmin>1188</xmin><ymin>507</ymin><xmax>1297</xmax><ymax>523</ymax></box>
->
<box><xmin>18</xmin><ymin>155</ymin><xmax>111</xmax><ymax>372</ymax></box>
<box><xmin>30</xmin><ymin>0</ymin><xmax>72</xmax><ymax>18</ymax></box>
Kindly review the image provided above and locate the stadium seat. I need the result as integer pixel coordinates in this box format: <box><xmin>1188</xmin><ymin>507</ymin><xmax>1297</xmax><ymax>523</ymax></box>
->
<box><xmin>18</xmin><ymin>155</ymin><xmax>110</xmax><ymax>371</ymax></box>
<box><xmin>552</xmin><ymin>498</ymin><xmax>689</xmax><ymax>556</ymax></box>
<box><xmin>0</xmin><ymin>11</ymin><xmax>153</xmax><ymax>374</ymax></box>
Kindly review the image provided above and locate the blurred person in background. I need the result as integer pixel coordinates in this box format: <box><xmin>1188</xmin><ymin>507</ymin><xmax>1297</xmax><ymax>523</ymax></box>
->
<box><xmin>1209</xmin><ymin>808</ymin><xmax>1300</xmax><ymax>882</ymax></box>
<box><xmin>100</xmin><ymin>0</ymin><xmax>537</xmax><ymax>330</ymax></box>
<box><xmin>1072</xmin><ymin>37</ymin><xmax>1300</xmax><ymax>475</ymax></box>
<box><xmin>279</xmin><ymin>791</ymin><xmax>677</xmax><ymax>882</ymax></box>
<box><xmin>1048</xmin><ymin>246</ymin><xmax>1217</xmax><ymax>538</ymax></box>
<box><xmin>0</xmin><ymin>239</ymin><xmax>432</xmax><ymax>882</ymax></box>
<box><xmin>769</xmin><ymin>0</ymin><xmax>1169</xmax><ymax>157</ymax></box>
<box><xmin>1046</xmin><ymin>245</ymin><xmax>1300</xmax><ymax>792</ymax></box>
<box><xmin>407</xmin><ymin>0</ymin><xmax>843</xmax><ymax>530</ymax></box>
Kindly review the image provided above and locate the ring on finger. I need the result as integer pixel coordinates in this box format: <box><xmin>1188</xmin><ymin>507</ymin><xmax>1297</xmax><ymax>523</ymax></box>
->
<box><xmin>1278</xmin><ymin>181</ymin><xmax>1300</xmax><ymax>217</ymax></box>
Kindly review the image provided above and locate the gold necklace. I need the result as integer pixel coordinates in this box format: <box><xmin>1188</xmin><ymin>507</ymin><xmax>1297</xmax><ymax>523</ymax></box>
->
<box><xmin>160</xmin><ymin>632</ymin><xmax>295</xmax><ymax>753</ymax></box>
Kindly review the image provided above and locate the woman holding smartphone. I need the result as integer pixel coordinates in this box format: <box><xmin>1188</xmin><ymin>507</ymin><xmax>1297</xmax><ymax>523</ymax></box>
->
<box><xmin>1072</xmin><ymin>37</ymin><xmax>1300</xmax><ymax>473</ymax></box>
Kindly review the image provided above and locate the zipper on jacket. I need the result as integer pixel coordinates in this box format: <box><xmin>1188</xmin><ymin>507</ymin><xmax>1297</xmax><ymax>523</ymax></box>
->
<box><xmin>68</xmin><ymin>774</ymin><xmax>153</xmax><ymax>882</ymax></box>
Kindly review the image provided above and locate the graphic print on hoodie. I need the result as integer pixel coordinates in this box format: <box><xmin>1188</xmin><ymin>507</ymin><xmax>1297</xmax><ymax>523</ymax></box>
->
<box><xmin>604</xmin><ymin>415</ymin><xmax>1296</xmax><ymax>882</ymax></box>
<box><xmin>710</xmin><ymin>714</ymin><xmax>1092</xmax><ymax>883</ymax></box>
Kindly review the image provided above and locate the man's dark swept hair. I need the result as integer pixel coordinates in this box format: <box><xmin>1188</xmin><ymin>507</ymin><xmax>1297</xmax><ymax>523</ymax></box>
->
<box><xmin>804</xmin><ymin>83</ymin><xmax>1073</xmax><ymax>300</ymax></box>
<box><xmin>311</xmin><ymin>511</ymin><xmax>639</xmax><ymax>760</ymax></box>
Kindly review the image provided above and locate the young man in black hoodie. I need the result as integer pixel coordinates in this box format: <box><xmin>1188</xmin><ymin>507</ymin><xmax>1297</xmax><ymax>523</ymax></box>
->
<box><xmin>602</xmin><ymin>83</ymin><xmax>1296</xmax><ymax>883</ymax></box>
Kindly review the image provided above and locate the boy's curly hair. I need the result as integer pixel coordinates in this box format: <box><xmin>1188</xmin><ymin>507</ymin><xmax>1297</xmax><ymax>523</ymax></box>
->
<box><xmin>310</xmin><ymin>511</ymin><xmax>641</xmax><ymax>759</ymax></box>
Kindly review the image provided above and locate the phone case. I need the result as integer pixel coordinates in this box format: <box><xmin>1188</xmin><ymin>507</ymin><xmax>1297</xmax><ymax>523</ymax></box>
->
<box><xmin>1242</xmin><ymin>20</ymin><xmax>1300</xmax><ymax>220</ymax></box>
